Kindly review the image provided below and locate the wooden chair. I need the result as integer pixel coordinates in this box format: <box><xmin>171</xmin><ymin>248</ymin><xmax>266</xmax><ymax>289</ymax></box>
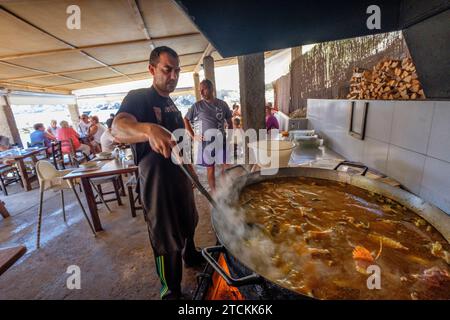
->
<box><xmin>0</xmin><ymin>164</ymin><xmax>23</xmax><ymax>196</ymax></box>
<box><xmin>50</xmin><ymin>141</ymin><xmax>66</xmax><ymax>170</ymax></box>
<box><xmin>61</xmin><ymin>138</ymin><xmax>88</xmax><ymax>167</ymax></box>
<box><xmin>126</xmin><ymin>174</ymin><xmax>144</xmax><ymax>218</ymax></box>
<box><xmin>90</xmin><ymin>174</ymin><xmax>125</xmax><ymax>210</ymax></box>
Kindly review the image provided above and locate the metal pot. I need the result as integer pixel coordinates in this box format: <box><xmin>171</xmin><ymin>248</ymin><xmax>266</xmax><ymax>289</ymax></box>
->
<box><xmin>201</xmin><ymin>163</ymin><xmax>450</xmax><ymax>299</ymax></box>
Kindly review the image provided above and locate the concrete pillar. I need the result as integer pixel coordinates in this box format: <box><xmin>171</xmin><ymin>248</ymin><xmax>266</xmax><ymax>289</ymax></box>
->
<box><xmin>238</xmin><ymin>52</ymin><xmax>265</xmax><ymax>131</ymax></box>
<box><xmin>0</xmin><ymin>95</ymin><xmax>22</xmax><ymax>147</ymax></box>
<box><xmin>193</xmin><ymin>72</ymin><xmax>201</xmax><ymax>102</ymax></box>
<box><xmin>203</xmin><ymin>55</ymin><xmax>216</xmax><ymax>96</ymax></box>
<box><xmin>68</xmin><ymin>103</ymin><xmax>80</xmax><ymax>128</ymax></box>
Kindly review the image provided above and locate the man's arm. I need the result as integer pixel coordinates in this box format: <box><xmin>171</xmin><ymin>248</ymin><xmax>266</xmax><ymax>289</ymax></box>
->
<box><xmin>112</xmin><ymin>112</ymin><xmax>175</xmax><ymax>158</ymax></box>
<box><xmin>183</xmin><ymin>117</ymin><xmax>195</xmax><ymax>139</ymax></box>
<box><xmin>45</xmin><ymin>132</ymin><xmax>56</xmax><ymax>141</ymax></box>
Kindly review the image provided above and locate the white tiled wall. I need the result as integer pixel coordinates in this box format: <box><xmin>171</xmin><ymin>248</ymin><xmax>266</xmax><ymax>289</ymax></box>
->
<box><xmin>307</xmin><ymin>99</ymin><xmax>450</xmax><ymax>215</ymax></box>
<box><xmin>427</xmin><ymin>101</ymin><xmax>450</xmax><ymax>163</ymax></box>
<box><xmin>390</xmin><ymin>101</ymin><xmax>434</xmax><ymax>154</ymax></box>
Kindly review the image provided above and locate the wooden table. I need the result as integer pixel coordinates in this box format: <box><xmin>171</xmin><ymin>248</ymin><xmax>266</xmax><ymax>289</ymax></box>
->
<box><xmin>0</xmin><ymin>245</ymin><xmax>26</xmax><ymax>276</ymax></box>
<box><xmin>0</xmin><ymin>147</ymin><xmax>47</xmax><ymax>191</ymax></box>
<box><xmin>63</xmin><ymin>159</ymin><xmax>138</xmax><ymax>232</ymax></box>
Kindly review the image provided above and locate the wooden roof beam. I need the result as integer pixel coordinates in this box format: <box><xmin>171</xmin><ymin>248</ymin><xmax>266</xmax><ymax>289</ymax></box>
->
<box><xmin>0</xmin><ymin>61</ymin><xmax>98</xmax><ymax>86</ymax></box>
<box><xmin>44</xmin><ymin>63</ymin><xmax>198</xmax><ymax>89</ymax></box>
<box><xmin>0</xmin><ymin>33</ymin><xmax>202</xmax><ymax>61</ymax></box>
<box><xmin>0</xmin><ymin>5</ymin><xmax>133</xmax><ymax>81</ymax></box>
<box><xmin>6</xmin><ymin>51</ymin><xmax>205</xmax><ymax>81</ymax></box>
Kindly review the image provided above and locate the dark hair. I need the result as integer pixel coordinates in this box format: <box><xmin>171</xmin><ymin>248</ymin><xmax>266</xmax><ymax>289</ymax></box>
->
<box><xmin>233</xmin><ymin>117</ymin><xmax>241</xmax><ymax>126</ymax></box>
<box><xmin>149</xmin><ymin>46</ymin><xmax>179</xmax><ymax>67</ymax></box>
<box><xmin>200</xmin><ymin>79</ymin><xmax>214</xmax><ymax>90</ymax></box>
<box><xmin>33</xmin><ymin>123</ymin><xmax>44</xmax><ymax>130</ymax></box>
<box><xmin>106</xmin><ymin>118</ymin><xmax>113</xmax><ymax>129</ymax></box>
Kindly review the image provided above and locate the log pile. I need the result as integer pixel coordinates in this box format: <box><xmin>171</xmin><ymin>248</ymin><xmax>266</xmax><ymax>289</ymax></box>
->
<box><xmin>347</xmin><ymin>58</ymin><xmax>425</xmax><ymax>100</ymax></box>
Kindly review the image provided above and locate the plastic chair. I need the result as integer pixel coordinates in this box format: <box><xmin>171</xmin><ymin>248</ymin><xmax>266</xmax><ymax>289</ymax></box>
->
<box><xmin>35</xmin><ymin>160</ymin><xmax>96</xmax><ymax>248</ymax></box>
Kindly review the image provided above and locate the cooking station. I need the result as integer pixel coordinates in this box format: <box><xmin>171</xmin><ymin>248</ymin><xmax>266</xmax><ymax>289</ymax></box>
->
<box><xmin>194</xmin><ymin>138</ymin><xmax>450</xmax><ymax>300</ymax></box>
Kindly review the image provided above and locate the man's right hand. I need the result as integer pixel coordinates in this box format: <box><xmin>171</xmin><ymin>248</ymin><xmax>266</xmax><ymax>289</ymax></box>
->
<box><xmin>146</xmin><ymin>124</ymin><xmax>176</xmax><ymax>158</ymax></box>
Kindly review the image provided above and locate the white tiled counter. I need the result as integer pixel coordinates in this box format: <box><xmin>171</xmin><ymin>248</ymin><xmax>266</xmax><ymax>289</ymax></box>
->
<box><xmin>307</xmin><ymin>99</ymin><xmax>450</xmax><ymax>215</ymax></box>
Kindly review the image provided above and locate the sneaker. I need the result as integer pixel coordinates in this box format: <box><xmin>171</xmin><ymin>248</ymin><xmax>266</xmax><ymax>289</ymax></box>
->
<box><xmin>161</xmin><ymin>290</ymin><xmax>182</xmax><ymax>300</ymax></box>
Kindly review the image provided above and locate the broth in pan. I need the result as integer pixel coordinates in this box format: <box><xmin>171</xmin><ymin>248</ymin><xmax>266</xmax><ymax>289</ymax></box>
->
<box><xmin>239</xmin><ymin>177</ymin><xmax>450</xmax><ymax>300</ymax></box>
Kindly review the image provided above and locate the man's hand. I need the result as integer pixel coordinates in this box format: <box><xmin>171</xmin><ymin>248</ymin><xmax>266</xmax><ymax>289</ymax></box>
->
<box><xmin>146</xmin><ymin>124</ymin><xmax>176</xmax><ymax>158</ymax></box>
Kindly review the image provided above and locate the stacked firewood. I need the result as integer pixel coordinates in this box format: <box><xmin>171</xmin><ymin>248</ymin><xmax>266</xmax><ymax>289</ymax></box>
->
<box><xmin>347</xmin><ymin>58</ymin><xmax>425</xmax><ymax>100</ymax></box>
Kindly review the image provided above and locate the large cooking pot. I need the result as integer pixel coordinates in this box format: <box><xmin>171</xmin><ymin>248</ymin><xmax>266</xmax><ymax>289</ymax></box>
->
<box><xmin>199</xmin><ymin>163</ymin><xmax>450</xmax><ymax>300</ymax></box>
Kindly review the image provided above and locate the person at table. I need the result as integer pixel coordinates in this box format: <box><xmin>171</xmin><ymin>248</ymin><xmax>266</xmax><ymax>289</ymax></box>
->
<box><xmin>77</xmin><ymin>114</ymin><xmax>92</xmax><ymax>141</ymax></box>
<box><xmin>89</xmin><ymin>116</ymin><xmax>106</xmax><ymax>154</ymax></box>
<box><xmin>265</xmin><ymin>105</ymin><xmax>279</xmax><ymax>132</ymax></box>
<box><xmin>112</xmin><ymin>46</ymin><xmax>204</xmax><ymax>300</ymax></box>
<box><xmin>100</xmin><ymin>118</ymin><xmax>121</xmax><ymax>153</ymax></box>
<box><xmin>184</xmin><ymin>79</ymin><xmax>233</xmax><ymax>193</ymax></box>
<box><xmin>0</xmin><ymin>136</ymin><xmax>15</xmax><ymax>166</ymax></box>
<box><xmin>106</xmin><ymin>113</ymin><xmax>115</xmax><ymax>129</ymax></box>
<box><xmin>30</xmin><ymin>123</ymin><xmax>56</xmax><ymax>152</ymax></box>
<box><xmin>57</xmin><ymin>120</ymin><xmax>91</xmax><ymax>156</ymax></box>
<box><xmin>0</xmin><ymin>135</ymin><xmax>10</xmax><ymax>152</ymax></box>
<box><xmin>47</xmin><ymin>120</ymin><xmax>59</xmax><ymax>137</ymax></box>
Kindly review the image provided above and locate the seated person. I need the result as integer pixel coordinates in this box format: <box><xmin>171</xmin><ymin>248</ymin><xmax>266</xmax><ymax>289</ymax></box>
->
<box><xmin>47</xmin><ymin>120</ymin><xmax>59</xmax><ymax>137</ymax></box>
<box><xmin>100</xmin><ymin>119</ymin><xmax>121</xmax><ymax>153</ymax></box>
<box><xmin>0</xmin><ymin>135</ymin><xmax>10</xmax><ymax>152</ymax></box>
<box><xmin>0</xmin><ymin>136</ymin><xmax>14</xmax><ymax>165</ymax></box>
<box><xmin>106</xmin><ymin>113</ymin><xmax>115</xmax><ymax>129</ymax></box>
<box><xmin>57</xmin><ymin>120</ymin><xmax>91</xmax><ymax>156</ymax></box>
<box><xmin>88</xmin><ymin>116</ymin><xmax>106</xmax><ymax>154</ymax></box>
<box><xmin>30</xmin><ymin>123</ymin><xmax>55</xmax><ymax>153</ymax></box>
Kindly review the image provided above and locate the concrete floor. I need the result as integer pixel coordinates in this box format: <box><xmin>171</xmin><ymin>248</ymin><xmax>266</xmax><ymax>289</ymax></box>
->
<box><xmin>0</xmin><ymin>166</ymin><xmax>216</xmax><ymax>299</ymax></box>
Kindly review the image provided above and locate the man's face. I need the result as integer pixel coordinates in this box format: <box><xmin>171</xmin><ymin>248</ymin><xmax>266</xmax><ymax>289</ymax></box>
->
<box><xmin>200</xmin><ymin>83</ymin><xmax>213</xmax><ymax>100</ymax></box>
<box><xmin>81</xmin><ymin>116</ymin><xmax>89</xmax><ymax>123</ymax></box>
<box><xmin>149</xmin><ymin>52</ymin><xmax>180</xmax><ymax>95</ymax></box>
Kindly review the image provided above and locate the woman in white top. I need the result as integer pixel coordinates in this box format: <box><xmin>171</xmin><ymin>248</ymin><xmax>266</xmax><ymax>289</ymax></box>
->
<box><xmin>89</xmin><ymin>115</ymin><xmax>106</xmax><ymax>153</ymax></box>
<box><xmin>100</xmin><ymin>120</ymin><xmax>122</xmax><ymax>152</ymax></box>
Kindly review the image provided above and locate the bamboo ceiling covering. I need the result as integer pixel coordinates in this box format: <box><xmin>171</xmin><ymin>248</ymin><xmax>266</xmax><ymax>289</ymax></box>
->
<box><xmin>0</xmin><ymin>0</ymin><xmax>242</xmax><ymax>94</ymax></box>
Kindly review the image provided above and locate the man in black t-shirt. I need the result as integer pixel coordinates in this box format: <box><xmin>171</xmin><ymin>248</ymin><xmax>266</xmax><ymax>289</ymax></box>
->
<box><xmin>112</xmin><ymin>46</ymin><xmax>203</xmax><ymax>300</ymax></box>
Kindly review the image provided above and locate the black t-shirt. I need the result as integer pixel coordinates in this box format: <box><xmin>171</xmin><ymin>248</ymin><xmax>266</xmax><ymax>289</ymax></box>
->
<box><xmin>117</xmin><ymin>86</ymin><xmax>185</xmax><ymax>165</ymax></box>
<box><xmin>116</xmin><ymin>86</ymin><xmax>197</xmax><ymax>255</ymax></box>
